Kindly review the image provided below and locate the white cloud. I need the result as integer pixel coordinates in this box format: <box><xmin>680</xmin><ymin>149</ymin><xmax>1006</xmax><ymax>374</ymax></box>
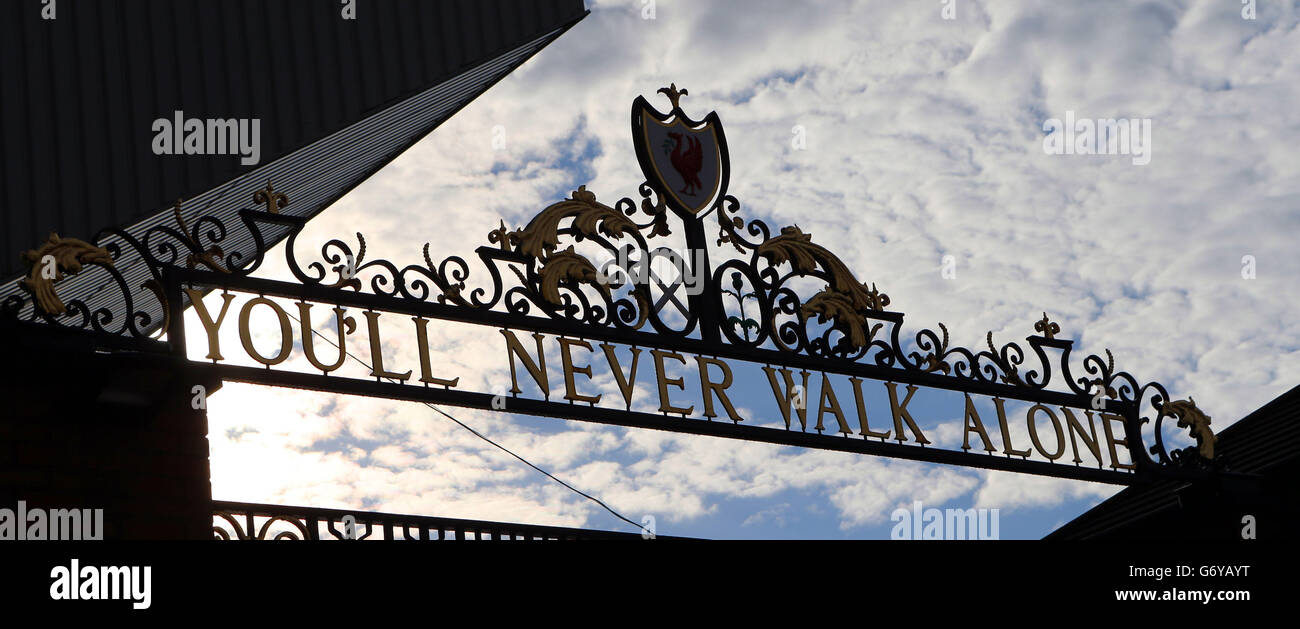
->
<box><xmin>206</xmin><ymin>0</ymin><xmax>1300</xmax><ymax>537</ymax></box>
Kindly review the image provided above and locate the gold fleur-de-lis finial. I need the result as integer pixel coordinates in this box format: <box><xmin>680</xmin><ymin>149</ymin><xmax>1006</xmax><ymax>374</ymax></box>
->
<box><xmin>1034</xmin><ymin>312</ymin><xmax>1061</xmax><ymax>339</ymax></box>
<box><xmin>488</xmin><ymin>219</ymin><xmax>512</xmax><ymax>251</ymax></box>
<box><xmin>657</xmin><ymin>83</ymin><xmax>688</xmax><ymax>110</ymax></box>
<box><xmin>864</xmin><ymin>283</ymin><xmax>890</xmax><ymax>310</ymax></box>
<box><xmin>254</xmin><ymin>180</ymin><xmax>289</xmax><ymax>214</ymax></box>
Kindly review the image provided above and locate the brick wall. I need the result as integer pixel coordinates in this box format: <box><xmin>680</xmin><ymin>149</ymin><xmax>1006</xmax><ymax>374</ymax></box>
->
<box><xmin>0</xmin><ymin>324</ymin><xmax>220</xmax><ymax>539</ymax></box>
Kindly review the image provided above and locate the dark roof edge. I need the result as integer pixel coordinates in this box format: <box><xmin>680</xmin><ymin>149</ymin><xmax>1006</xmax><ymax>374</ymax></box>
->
<box><xmin>1045</xmin><ymin>382</ymin><xmax>1300</xmax><ymax>539</ymax></box>
<box><xmin>297</xmin><ymin>9</ymin><xmax>591</xmax><ymax>235</ymax></box>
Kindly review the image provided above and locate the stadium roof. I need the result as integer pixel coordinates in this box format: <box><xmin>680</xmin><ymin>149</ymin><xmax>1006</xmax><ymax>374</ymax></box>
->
<box><xmin>0</xmin><ymin>0</ymin><xmax>587</xmax><ymax>334</ymax></box>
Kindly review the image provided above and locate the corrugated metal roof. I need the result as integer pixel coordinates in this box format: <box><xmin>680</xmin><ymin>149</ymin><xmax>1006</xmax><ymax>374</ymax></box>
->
<box><xmin>0</xmin><ymin>0</ymin><xmax>585</xmax><ymax>337</ymax></box>
<box><xmin>1046</xmin><ymin>383</ymin><xmax>1300</xmax><ymax>539</ymax></box>
<box><xmin>0</xmin><ymin>0</ymin><xmax>587</xmax><ymax>279</ymax></box>
<box><xmin>0</xmin><ymin>23</ymin><xmax>578</xmax><ymax>337</ymax></box>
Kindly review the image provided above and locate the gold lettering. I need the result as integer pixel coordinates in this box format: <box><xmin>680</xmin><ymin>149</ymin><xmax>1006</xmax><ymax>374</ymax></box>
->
<box><xmin>961</xmin><ymin>394</ymin><xmax>996</xmax><ymax>453</ymax></box>
<box><xmin>1061</xmin><ymin>407</ymin><xmax>1102</xmax><ymax>466</ymax></box>
<box><xmin>651</xmin><ymin>349</ymin><xmax>693</xmax><ymax>415</ymax></box>
<box><xmin>184</xmin><ymin>288</ymin><xmax>235</xmax><ymax>361</ymax></box>
<box><xmin>1025</xmin><ymin>404</ymin><xmax>1065</xmax><ymax>461</ymax></box>
<box><xmin>696</xmin><ymin>356</ymin><xmax>742</xmax><ymax>422</ymax></box>
<box><xmin>763</xmin><ymin>367</ymin><xmax>810</xmax><ymax>430</ymax></box>
<box><xmin>849</xmin><ymin>377</ymin><xmax>889</xmax><ymax>439</ymax></box>
<box><xmin>600</xmin><ymin>343</ymin><xmax>640</xmax><ymax>410</ymax></box>
<box><xmin>500</xmin><ymin>329</ymin><xmax>548</xmax><ymax>398</ymax></box>
<box><xmin>238</xmin><ymin>296</ymin><xmax>294</xmax><ymax>366</ymax></box>
<box><xmin>412</xmin><ymin>317</ymin><xmax>459</xmax><ymax>387</ymax></box>
<box><xmin>364</xmin><ymin>311</ymin><xmax>411</xmax><ymax>381</ymax></box>
<box><xmin>1099</xmin><ymin>412</ymin><xmax>1136</xmax><ymax>470</ymax></box>
<box><xmin>558</xmin><ymin>338</ymin><xmax>601</xmax><ymax>405</ymax></box>
<box><xmin>993</xmin><ymin>397</ymin><xmax>1031</xmax><ymax>457</ymax></box>
<box><xmin>297</xmin><ymin>302</ymin><xmax>351</xmax><ymax>373</ymax></box>
<box><xmin>884</xmin><ymin>382</ymin><xmax>930</xmax><ymax>445</ymax></box>
<box><xmin>814</xmin><ymin>374</ymin><xmax>851</xmax><ymax>434</ymax></box>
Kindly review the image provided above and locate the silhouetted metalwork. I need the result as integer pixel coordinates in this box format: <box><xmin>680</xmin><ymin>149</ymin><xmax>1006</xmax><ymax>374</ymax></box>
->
<box><xmin>212</xmin><ymin>501</ymin><xmax>659</xmax><ymax>541</ymax></box>
<box><xmin>3</xmin><ymin>87</ymin><xmax>1226</xmax><ymax>485</ymax></box>
<box><xmin>2</xmin><ymin>187</ymin><xmax>294</xmax><ymax>342</ymax></box>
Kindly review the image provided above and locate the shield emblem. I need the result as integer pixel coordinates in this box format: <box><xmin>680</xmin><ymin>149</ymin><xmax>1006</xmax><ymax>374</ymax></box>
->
<box><xmin>632</xmin><ymin>86</ymin><xmax>730</xmax><ymax>217</ymax></box>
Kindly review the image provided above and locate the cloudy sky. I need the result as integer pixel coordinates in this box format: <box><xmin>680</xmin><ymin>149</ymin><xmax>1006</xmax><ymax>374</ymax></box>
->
<box><xmin>198</xmin><ymin>0</ymin><xmax>1300</xmax><ymax>539</ymax></box>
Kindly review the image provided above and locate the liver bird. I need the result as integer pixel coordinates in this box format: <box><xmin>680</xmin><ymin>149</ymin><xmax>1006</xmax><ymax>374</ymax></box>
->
<box><xmin>666</xmin><ymin>131</ymin><xmax>704</xmax><ymax>195</ymax></box>
<box><xmin>1163</xmin><ymin>398</ymin><xmax>1217</xmax><ymax>460</ymax></box>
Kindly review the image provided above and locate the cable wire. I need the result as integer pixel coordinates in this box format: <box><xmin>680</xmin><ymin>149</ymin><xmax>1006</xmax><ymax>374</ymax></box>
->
<box><xmin>270</xmin><ymin>306</ymin><xmax>643</xmax><ymax>532</ymax></box>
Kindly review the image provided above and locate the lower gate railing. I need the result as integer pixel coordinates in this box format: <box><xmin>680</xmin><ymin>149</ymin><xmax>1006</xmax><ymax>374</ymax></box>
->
<box><xmin>212</xmin><ymin>500</ymin><xmax>662</xmax><ymax>540</ymax></box>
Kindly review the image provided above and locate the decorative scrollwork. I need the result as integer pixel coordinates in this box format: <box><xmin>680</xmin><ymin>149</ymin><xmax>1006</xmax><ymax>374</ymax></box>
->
<box><xmin>537</xmin><ymin>246</ymin><xmax>610</xmax><ymax>305</ymax></box>
<box><xmin>1162</xmin><ymin>398</ymin><xmax>1217</xmax><ymax>462</ymax></box>
<box><xmin>1</xmin><ymin>184</ymin><xmax>301</xmax><ymax>339</ymax></box>
<box><xmin>3</xmin><ymin>172</ymin><xmax>1216</xmax><ymax>475</ymax></box>
<box><xmin>19</xmin><ymin>233</ymin><xmax>115</xmax><ymax>315</ymax></box>
<box><xmin>746</xmin><ymin>225</ymin><xmax>890</xmax><ymax>353</ymax></box>
<box><xmin>919</xmin><ymin>323</ymin><xmax>951</xmax><ymax>374</ymax></box>
<box><xmin>507</xmin><ymin>185</ymin><xmax>640</xmax><ymax>259</ymax></box>
<box><xmin>172</xmin><ymin>199</ymin><xmax>229</xmax><ymax>273</ymax></box>
<box><xmin>985</xmin><ymin>332</ymin><xmax>1026</xmax><ymax>387</ymax></box>
<box><xmin>212</xmin><ymin>512</ymin><xmax>248</xmax><ymax>540</ymax></box>
<box><xmin>256</xmin><ymin>516</ymin><xmax>311</xmax><ymax>540</ymax></box>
